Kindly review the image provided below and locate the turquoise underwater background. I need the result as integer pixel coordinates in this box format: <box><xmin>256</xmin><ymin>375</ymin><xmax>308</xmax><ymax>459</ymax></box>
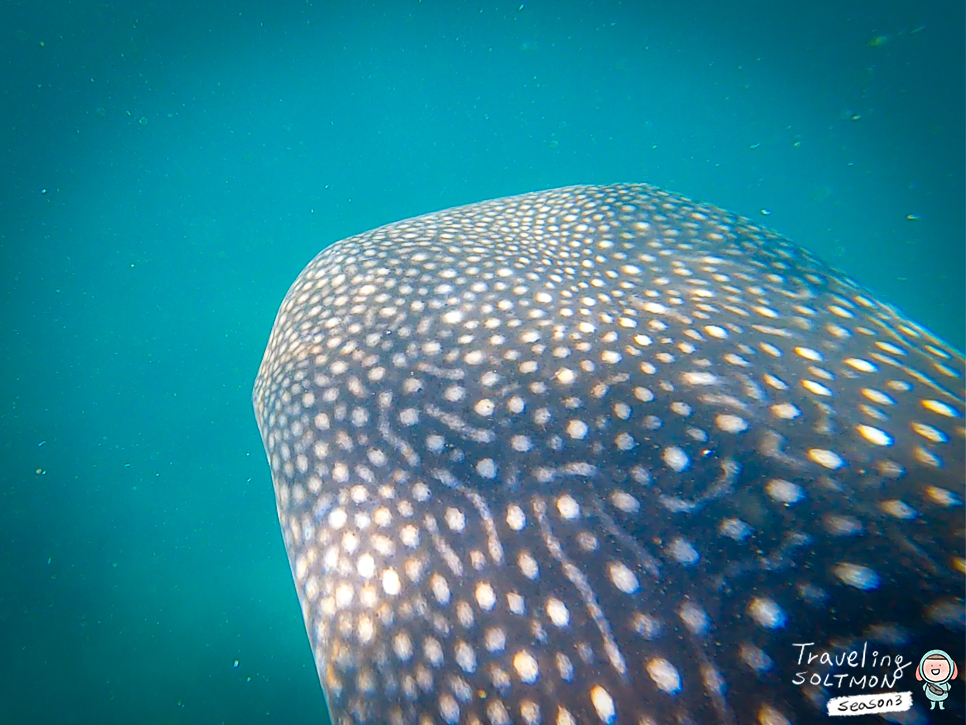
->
<box><xmin>0</xmin><ymin>1</ymin><xmax>962</xmax><ymax>724</ymax></box>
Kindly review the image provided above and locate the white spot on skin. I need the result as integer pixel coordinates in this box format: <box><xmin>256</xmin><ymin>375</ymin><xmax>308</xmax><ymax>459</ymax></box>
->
<box><xmin>668</xmin><ymin>537</ymin><xmax>699</xmax><ymax>565</ymax></box>
<box><xmin>613</xmin><ymin>432</ymin><xmax>634</xmax><ymax>453</ymax></box>
<box><xmin>357</xmin><ymin>553</ymin><xmax>376</xmax><ymax>579</ymax></box>
<box><xmin>757</xmin><ymin>705</ymin><xmax>793</xmax><ymax>725</ymax></box>
<box><xmin>808</xmin><ymin>448</ymin><xmax>844</xmax><ymax>470</ymax></box>
<box><xmin>925</xmin><ymin>486</ymin><xmax>960</xmax><ymax>507</ymax></box>
<box><xmin>679</xmin><ymin>601</ymin><xmax>710</xmax><ymax>635</ymax></box>
<box><xmin>513</xmin><ymin>650</ymin><xmax>539</xmax><ymax>683</ymax></box>
<box><xmin>646</xmin><ymin>658</ymin><xmax>681</xmax><ymax>694</ymax></box>
<box><xmin>770</xmin><ymin>402</ymin><xmax>800</xmax><ymax>419</ymax></box>
<box><xmin>663</xmin><ymin>446</ymin><xmax>689</xmax><ymax>472</ymax></box>
<box><xmin>487</xmin><ymin>702</ymin><xmax>510</xmax><ymax>725</ymax></box>
<box><xmin>556</xmin><ymin>368</ymin><xmax>576</xmax><ymax>385</ymax></box>
<box><xmin>748</xmin><ymin>597</ymin><xmax>786</xmax><ymax>629</ymax></box>
<box><xmin>881</xmin><ymin>500</ymin><xmax>917</xmax><ymax>519</ymax></box>
<box><xmin>922</xmin><ymin>399</ymin><xmax>960</xmax><ymax>418</ymax></box>
<box><xmin>518</xmin><ymin>551</ymin><xmax>539</xmax><ymax>579</ymax></box>
<box><xmin>455</xmin><ymin>641</ymin><xmax>476</xmax><ymax>673</ymax></box>
<box><xmin>716</xmin><ymin>414</ymin><xmax>748</xmax><ymax>433</ymax></box>
<box><xmin>368</xmin><ymin>534</ymin><xmax>391</xmax><ymax>563</ymax></box>
<box><xmin>475</xmin><ymin>582</ymin><xmax>497</xmax><ymax>610</ymax></box>
<box><xmin>335</xmin><ymin>582</ymin><xmax>354</xmax><ymax>609</ymax></box>
<box><xmin>484</xmin><ymin>626</ymin><xmax>506</xmax><ymax>652</ymax></box>
<box><xmin>876</xmin><ymin>341</ymin><xmax>905</xmax><ymax>355</ymax></box>
<box><xmin>824</xmin><ymin>515</ymin><xmax>863</xmax><ymax>536</ymax></box>
<box><xmin>795</xmin><ymin>346</ymin><xmax>823</xmax><ymax>361</ymax></box>
<box><xmin>556</xmin><ymin>494</ymin><xmax>580</xmax><ymax>519</ymax></box>
<box><xmin>566</xmin><ymin>419</ymin><xmax>589</xmax><ymax>439</ymax></box>
<box><xmin>834</xmin><ymin>563</ymin><xmax>880</xmax><ymax>590</ymax></box>
<box><xmin>367</xmin><ymin>447</ymin><xmax>387</xmax><ymax>467</ymax></box>
<box><xmin>802</xmin><ymin>379</ymin><xmax>832</xmax><ymax>396</ymax></box>
<box><xmin>445</xmin><ymin>507</ymin><xmax>466</xmax><ymax>532</ymax></box>
<box><xmin>703</xmin><ymin>664</ymin><xmax>727</xmax><ymax>697</ymax></box>
<box><xmin>506</xmin><ymin>504</ymin><xmax>526</xmax><ymax>530</ymax></box>
<box><xmin>424</xmin><ymin>636</ymin><xmax>444</xmax><ymax>667</ymax></box>
<box><xmin>382</xmin><ymin>568</ymin><xmax>401</xmax><ymax>596</ymax></box>
<box><xmin>861</xmin><ymin>404</ymin><xmax>888</xmax><ymax>421</ymax></box>
<box><xmin>474</xmin><ymin>398</ymin><xmax>495</xmax><ymax>417</ymax></box>
<box><xmin>845</xmin><ymin>358</ymin><xmax>876</xmax><ymax>372</ymax></box>
<box><xmin>912</xmin><ymin>423</ymin><xmax>947</xmax><ymax>443</ymax></box>
<box><xmin>341</xmin><ymin>531</ymin><xmax>359</xmax><ymax>554</ymax></box>
<box><xmin>856</xmin><ymin>424</ymin><xmax>893</xmax><ymax>446</ymax></box>
<box><xmin>456</xmin><ymin>600</ymin><xmax>474</xmax><ymax>627</ymax></box>
<box><xmin>634</xmin><ymin>386</ymin><xmax>655</xmax><ymax>402</ymax></box>
<box><xmin>400</xmin><ymin>524</ymin><xmax>420</xmax><ymax>548</ymax></box>
<box><xmin>608</xmin><ymin>561</ymin><xmax>640</xmax><ymax>593</ymax></box>
<box><xmin>511</xmin><ymin>434</ymin><xmax>532</xmax><ymax>451</ymax></box>
<box><xmin>431</xmin><ymin>573</ymin><xmax>451</xmax><ymax>603</ymax></box>
<box><xmin>328</xmin><ymin>508</ymin><xmax>348</xmax><ymax>529</ymax></box>
<box><xmin>591</xmin><ymin>685</ymin><xmax>616</xmax><ymax>723</ymax></box>
<box><xmin>357</xmin><ymin>616</ymin><xmax>374</xmax><ymax>644</ymax></box>
<box><xmin>863</xmin><ymin>388</ymin><xmax>894</xmax><ymax>405</ymax></box>
<box><xmin>404</xmin><ymin>557</ymin><xmax>423</xmax><ymax>583</ymax></box>
<box><xmin>764</xmin><ymin>373</ymin><xmax>788</xmax><ymax>390</ymax></box>
<box><xmin>766</xmin><ymin>479</ymin><xmax>803</xmax><ymax>505</ymax></box>
<box><xmin>441</xmin><ymin>309</ymin><xmax>463</xmax><ymax>325</ymax></box>
<box><xmin>556</xmin><ymin>707</ymin><xmax>576</xmax><ymax>725</ymax></box>
<box><xmin>477</xmin><ymin>458</ymin><xmax>497</xmax><ymax>478</ymax></box>
<box><xmin>915</xmin><ymin>446</ymin><xmax>942</xmax><ymax>468</ymax></box>
<box><xmin>439</xmin><ymin>693</ymin><xmax>459</xmax><ymax>724</ymax></box>
<box><xmin>610</xmin><ymin>491</ymin><xmax>640</xmax><ymax>513</ymax></box>
<box><xmin>719</xmin><ymin>518</ymin><xmax>752</xmax><ymax>541</ymax></box>
<box><xmin>444</xmin><ymin>385</ymin><xmax>465</xmax><ymax>402</ymax></box>
<box><xmin>546</xmin><ymin>597</ymin><xmax>570</xmax><ymax>627</ymax></box>
<box><xmin>393</xmin><ymin>632</ymin><xmax>413</xmax><ymax>661</ymax></box>
<box><xmin>556</xmin><ymin>653</ymin><xmax>575</xmax><ymax>681</ymax></box>
<box><xmin>740</xmin><ymin>644</ymin><xmax>773</xmax><ymax>674</ymax></box>
<box><xmin>521</xmin><ymin>701</ymin><xmax>540</xmax><ymax>725</ymax></box>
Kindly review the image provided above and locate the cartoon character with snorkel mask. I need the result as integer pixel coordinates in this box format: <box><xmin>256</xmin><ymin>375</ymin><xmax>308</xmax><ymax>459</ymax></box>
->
<box><xmin>916</xmin><ymin>649</ymin><xmax>958</xmax><ymax>710</ymax></box>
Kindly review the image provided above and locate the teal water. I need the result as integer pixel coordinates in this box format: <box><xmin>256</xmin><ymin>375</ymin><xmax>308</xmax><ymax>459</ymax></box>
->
<box><xmin>0</xmin><ymin>1</ymin><xmax>962</xmax><ymax>724</ymax></box>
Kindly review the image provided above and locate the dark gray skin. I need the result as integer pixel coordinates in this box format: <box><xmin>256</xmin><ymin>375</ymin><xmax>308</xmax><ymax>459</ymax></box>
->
<box><xmin>254</xmin><ymin>184</ymin><xmax>965</xmax><ymax>725</ymax></box>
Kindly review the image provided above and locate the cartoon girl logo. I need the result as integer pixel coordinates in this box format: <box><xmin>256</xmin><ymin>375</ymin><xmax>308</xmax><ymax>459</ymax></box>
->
<box><xmin>916</xmin><ymin>649</ymin><xmax>958</xmax><ymax>710</ymax></box>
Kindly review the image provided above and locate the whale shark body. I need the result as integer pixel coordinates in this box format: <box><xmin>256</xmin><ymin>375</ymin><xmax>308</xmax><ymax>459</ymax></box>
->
<box><xmin>253</xmin><ymin>184</ymin><xmax>964</xmax><ymax>725</ymax></box>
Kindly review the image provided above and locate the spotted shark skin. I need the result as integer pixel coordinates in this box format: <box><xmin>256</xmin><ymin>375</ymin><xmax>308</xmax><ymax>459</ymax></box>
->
<box><xmin>253</xmin><ymin>184</ymin><xmax>965</xmax><ymax>725</ymax></box>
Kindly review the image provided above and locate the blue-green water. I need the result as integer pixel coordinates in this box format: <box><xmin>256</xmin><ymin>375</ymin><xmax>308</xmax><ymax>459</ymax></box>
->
<box><xmin>0</xmin><ymin>1</ymin><xmax>962</xmax><ymax>723</ymax></box>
